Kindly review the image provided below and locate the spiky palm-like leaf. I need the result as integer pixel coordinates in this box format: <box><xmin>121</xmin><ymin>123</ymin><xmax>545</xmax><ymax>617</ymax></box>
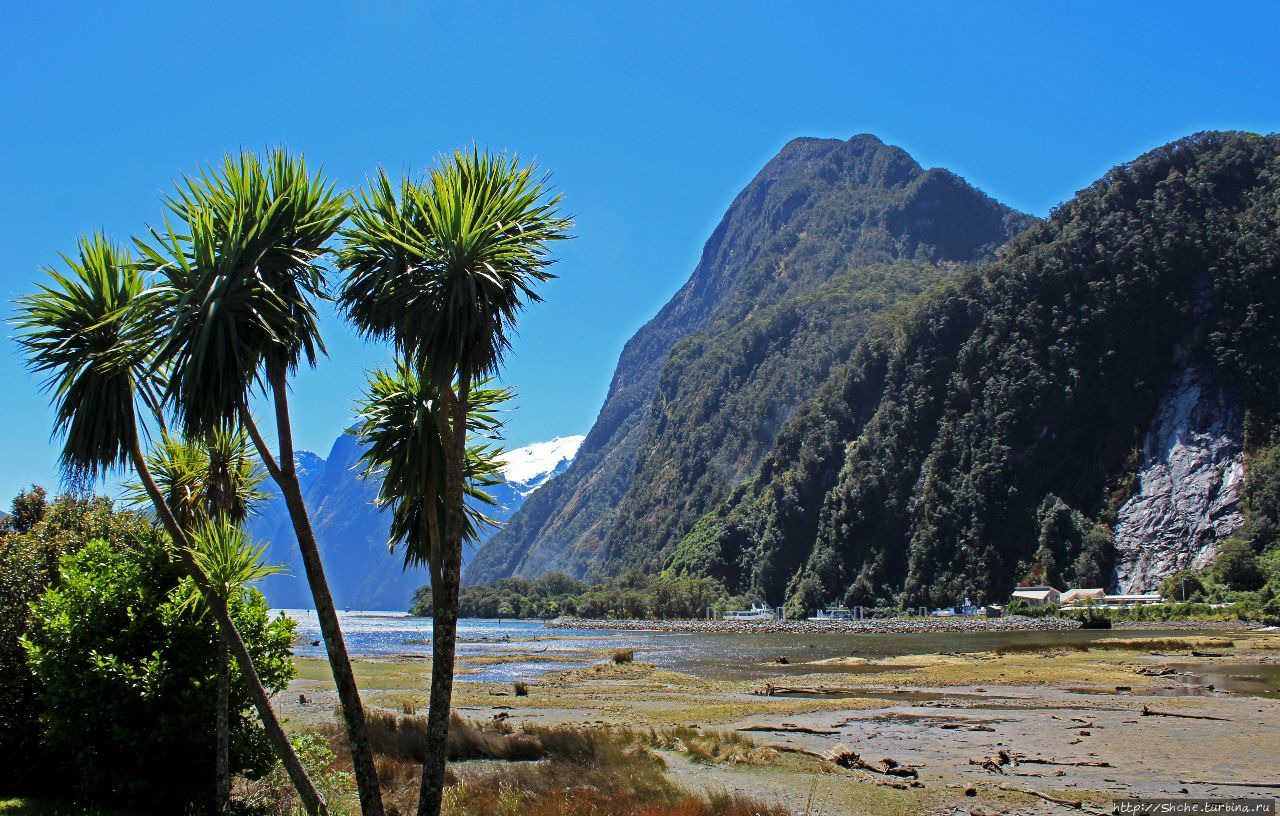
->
<box><xmin>125</xmin><ymin>427</ymin><xmax>268</xmax><ymax>529</ymax></box>
<box><xmin>337</xmin><ymin>150</ymin><xmax>570</xmax><ymax>387</ymax></box>
<box><xmin>138</xmin><ymin>148</ymin><xmax>348</xmax><ymax>434</ymax></box>
<box><xmin>174</xmin><ymin>517</ymin><xmax>284</xmax><ymax>613</ymax></box>
<box><xmin>14</xmin><ymin>233</ymin><xmax>163</xmax><ymax>481</ymax></box>
<box><xmin>353</xmin><ymin>363</ymin><xmax>507</xmax><ymax>568</ymax></box>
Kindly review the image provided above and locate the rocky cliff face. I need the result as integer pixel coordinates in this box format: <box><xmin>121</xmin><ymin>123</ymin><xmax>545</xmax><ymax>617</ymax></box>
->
<box><xmin>1110</xmin><ymin>364</ymin><xmax>1245</xmax><ymax>592</ymax></box>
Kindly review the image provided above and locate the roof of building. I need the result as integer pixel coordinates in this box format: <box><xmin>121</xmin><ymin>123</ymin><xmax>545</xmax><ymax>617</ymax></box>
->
<box><xmin>1011</xmin><ymin>588</ymin><xmax>1057</xmax><ymax>600</ymax></box>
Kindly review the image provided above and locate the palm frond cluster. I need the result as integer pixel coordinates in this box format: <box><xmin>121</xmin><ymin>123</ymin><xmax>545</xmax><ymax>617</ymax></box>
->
<box><xmin>14</xmin><ymin>143</ymin><xmax>570</xmax><ymax>816</ymax></box>
<box><xmin>353</xmin><ymin>363</ymin><xmax>508</xmax><ymax>567</ymax></box>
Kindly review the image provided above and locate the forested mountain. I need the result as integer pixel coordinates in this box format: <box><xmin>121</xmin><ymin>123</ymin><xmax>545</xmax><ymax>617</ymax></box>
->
<box><xmin>466</xmin><ymin>134</ymin><xmax>1034</xmax><ymax>584</ymax></box>
<box><xmin>670</xmin><ymin>132</ymin><xmax>1280</xmax><ymax>611</ymax></box>
<box><xmin>250</xmin><ymin>435</ymin><xmax>582</xmax><ymax>610</ymax></box>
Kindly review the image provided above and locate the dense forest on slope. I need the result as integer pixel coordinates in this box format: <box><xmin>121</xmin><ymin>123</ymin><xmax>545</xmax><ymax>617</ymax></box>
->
<box><xmin>670</xmin><ymin>132</ymin><xmax>1280</xmax><ymax>610</ymax></box>
<box><xmin>467</xmin><ymin>135</ymin><xmax>1033</xmax><ymax>583</ymax></box>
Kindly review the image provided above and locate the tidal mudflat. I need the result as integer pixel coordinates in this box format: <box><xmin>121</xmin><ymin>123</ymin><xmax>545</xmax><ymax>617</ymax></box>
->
<box><xmin>282</xmin><ymin>616</ymin><xmax>1280</xmax><ymax>815</ymax></box>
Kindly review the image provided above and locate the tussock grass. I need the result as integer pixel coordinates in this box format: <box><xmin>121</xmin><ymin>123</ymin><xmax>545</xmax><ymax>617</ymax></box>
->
<box><xmin>994</xmin><ymin>642</ymin><xmax>1088</xmax><ymax>656</ymax></box>
<box><xmin>1089</xmin><ymin>636</ymin><xmax>1234</xmax><ymax>651</ymax></box>
<box><xmin>995</xmin><ymin>636</ymin><xmax>1234</xmax><ymax>656</ymax></box>
<box><xmin>327</xmin><ymin>709</ymin><xmax>545</xmax><ymax>765</ymax></box>
<box><xmin>308</xmin><ymin>712</ymin><xmax>790</xmax><ymax>815</ymax></box>
<box><xmin>612</xmin><ymin>724</ymin><xmax>778</xmax><ymax>765</ymax></box>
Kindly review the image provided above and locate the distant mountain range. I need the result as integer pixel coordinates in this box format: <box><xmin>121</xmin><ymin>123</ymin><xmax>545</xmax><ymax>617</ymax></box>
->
<box><xmin>252</xmin><ymin>435</ymin><xmax>582</xmax><ymax>611</ymax></box>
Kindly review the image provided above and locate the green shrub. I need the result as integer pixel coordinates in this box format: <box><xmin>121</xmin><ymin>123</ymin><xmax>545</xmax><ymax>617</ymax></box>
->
<box><xmin>0</xmin><ymin>489</ymin><xmax>156</xmax><ymax>790</ymax></box>
<box><xmin>1213</xmin><ymin>539</ymin><xmax>1266</xmax><ymax>591</ymax></box>
<box><xmin>1160</xmin><ymin>570</ymin><xmax>1208</xmax><ymax>603</ymax></box>
<box><xmin>23</xmin><ymin>534</ymin><xmax>295</xmax><ymax>812</ymax></box>
<box><xmin>1264</xmin><ymin>597</ymin><xmax>1280</xmax><ymax>625</ymax></box>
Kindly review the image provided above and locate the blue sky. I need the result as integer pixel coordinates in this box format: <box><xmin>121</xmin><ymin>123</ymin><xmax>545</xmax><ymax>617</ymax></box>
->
<box><xmin>2</xmin><ymin>1</ymin><xmax>1278</xmax><ymax>502</ymax></box>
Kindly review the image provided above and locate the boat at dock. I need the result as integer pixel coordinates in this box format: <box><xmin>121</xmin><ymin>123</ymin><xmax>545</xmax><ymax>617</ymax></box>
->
<box><xmin>807</xmin><ymin>605</ymin><xmax>859</xmax><ymax>621</ymax></box>
<box><xmin>722</xmin><ymin>603</ymin><xmax>778</xmax><ymax>621</ymax></box>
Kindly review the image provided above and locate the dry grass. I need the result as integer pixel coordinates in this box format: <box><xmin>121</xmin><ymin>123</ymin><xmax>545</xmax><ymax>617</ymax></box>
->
<box><xmin>613</xmin><ymin>724</ymin><xmax>779</xmax><ymax>766</ymax></box>
<box><xmin>993</xmin><ymin>636</ymin><xmax>1234</xmax><ymax>656</ymax></box>
<box><xmin>1088</xmin><ymin>636</ymin><xmax>1234</xmax><ymax>651</ymax></box>
<box><xmin>313</xmin><ymin>710</ymin><xmax>789</xmax><ymax>816</ymax></box>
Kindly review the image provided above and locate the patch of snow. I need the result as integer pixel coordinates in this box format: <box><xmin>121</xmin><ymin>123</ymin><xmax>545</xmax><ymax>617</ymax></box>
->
<box><xmin>500</xmin><ymin>435</ymin><xmax>585</xmax><ymax>488</ymax></box>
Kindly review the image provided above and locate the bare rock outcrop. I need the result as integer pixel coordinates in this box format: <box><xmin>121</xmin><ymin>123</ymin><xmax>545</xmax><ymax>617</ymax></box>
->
<box><xmin>1110</xmin><ymin>364</ymin><xmax>1245</xmax><ymax>593</ymax></box>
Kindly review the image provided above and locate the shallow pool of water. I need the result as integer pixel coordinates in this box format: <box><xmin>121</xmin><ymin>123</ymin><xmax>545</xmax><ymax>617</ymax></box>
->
<box><xmin>280</xmin><ymin>611</ymin><xmax>1258</xmax><ymax>686</ymax></box>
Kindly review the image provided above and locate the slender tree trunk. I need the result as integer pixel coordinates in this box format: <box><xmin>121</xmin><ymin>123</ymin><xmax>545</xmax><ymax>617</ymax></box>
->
<box><xmin>128</xmin><ymin>442</ymin><xmax>327</xmax><ymax>815</ymax></box>
<box><xmin>417</xmin><ymin>554</ymin><xmax>459</xmax><ymax>816</ymax></box>
<box><xmin>417</xmin><ymin>377</ymin><xmax>470</xmax><ymax>816</ymax></box>
<box><xmin>263</xmin><ymin>363</ymin><xmax>385</xmax><ymax>816</ymax></box>
<box><xmin>216</xmin><ymin>632</ymin><xmax>230</xmax><ymax>816</ymax></box>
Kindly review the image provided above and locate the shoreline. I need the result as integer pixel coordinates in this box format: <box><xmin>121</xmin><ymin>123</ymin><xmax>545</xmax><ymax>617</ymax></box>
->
<box><xmin>282</xmin><ymin>628</ymin><xmax>1280</xmax><ymax>815</ymax></box>
<box><xmin>544</xmin><ymin>614</ymin><xmax>1083</xmax><ymax>634</ymax></box>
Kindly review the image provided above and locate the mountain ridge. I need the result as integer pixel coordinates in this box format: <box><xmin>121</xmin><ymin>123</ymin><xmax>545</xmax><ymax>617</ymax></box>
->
<box><xmin>669</xmin><ymin>131</ymin><xmax>1280</xmax><ymax>610</ymax></box>
<box><xmin>465</xmin><ymin>133</ymin><xmax>1035</xmax><ymax>584</ymax></box>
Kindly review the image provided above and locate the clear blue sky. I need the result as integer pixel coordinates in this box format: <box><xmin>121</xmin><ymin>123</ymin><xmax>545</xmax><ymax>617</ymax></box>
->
<box><xmin>2</xmin><ymin>1</ymin><xmax>1278</xmax><ymax>503</ymax></box>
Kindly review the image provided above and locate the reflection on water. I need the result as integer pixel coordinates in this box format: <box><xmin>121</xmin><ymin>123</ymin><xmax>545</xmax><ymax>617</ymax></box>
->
<box><xmin>279</xmin><ymin>610</ymin><xmax>1268</xmax><ymax>692</ymax></box>
<box><xmin>1163</xmin><ymin>662</ymin><xmax>1280</xmax><ymax>699</ymax></box>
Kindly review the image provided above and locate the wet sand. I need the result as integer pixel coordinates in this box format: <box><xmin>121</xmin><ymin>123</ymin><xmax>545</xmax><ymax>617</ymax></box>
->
<box><xmin>282</xmin><ymin>627</ymin><xmax>1280</xmax><ymax>815</ymax></box>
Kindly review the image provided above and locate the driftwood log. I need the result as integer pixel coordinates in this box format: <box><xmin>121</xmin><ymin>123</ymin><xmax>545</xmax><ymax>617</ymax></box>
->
<box><xmin>1140</xmin><ymin>705</ymin><xmax>1229</xmax><ymax>721</ymax></box>
<box><xmin>998</xmin><ymin>783</ymin><xmax>1082</xmax><ymax>809</ymax></box>
<box><xmin>737</xmin><ymin>724</ymin><xmax>839</xmax><ymax>735</ymax></box>
<box><xmin>1179</xmin><ymin>779</ymin><xmax>1280</xmax><ymax>788</ymax></box>
<box><xmin>770</xmin><ymin>744</ymin><xmax>921</xmax><ymax>788</ymax></box>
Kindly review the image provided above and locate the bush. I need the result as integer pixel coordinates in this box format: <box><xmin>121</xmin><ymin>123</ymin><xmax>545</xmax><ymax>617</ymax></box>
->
<box><xmin>0</xmin><ymin>489</ymin><xmax>157</xmax><ymax>790</ymax></box>
<box><xmin>1264</xmin><ymin>597</ymin><xmax>1280</xmax><ymax>625</ymax></box>
<box><xmin>1007</xmin><ymin>600</ymin><xmax>1058</xmax><ymax>618</ymax></box>
<box><xmin>1160</xmin><ymin>570</ymin><xmax>1208</xmax><ymax>602</ymax></box>
<box><xmin>23</xmin><ymin>534</ymin><xmax>295</xmax><ymax>812</ymax></box>
<box><xmin>1213</xmin><ymin>539</ymin><xmax>1266</xmax><ymax>591</ymax></box>
<box><xmin>234</xmin><ymin>732</ymin><xmax>354</xmax><ymax>816</ymax></box>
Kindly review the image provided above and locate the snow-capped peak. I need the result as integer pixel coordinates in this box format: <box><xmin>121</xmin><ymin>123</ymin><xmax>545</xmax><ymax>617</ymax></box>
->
<box><xmin>500</xmin><ymin>435</ymin><xmax>585</xmax><ymax>486</ymax></box>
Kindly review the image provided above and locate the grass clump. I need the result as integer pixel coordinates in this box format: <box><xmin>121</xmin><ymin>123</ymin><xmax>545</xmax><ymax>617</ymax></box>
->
<box><xmin>994</xmin><ymin>636</ymin><xmax>1234</xmax><ymax>656</ymax></box>
<box><xmin>617</xmin><ymin>725</ymin><xmax>778</xmax><ymax>765</ymax></box>
<box><xmin>251</xmin><ymin>712</ymin><xmax>789</xmax><ymax>816</ymax></box>
<box><xmin>1089</xmin><ymin>636</ymin><xmax>1234</xmax><ymax>651</ymax></box>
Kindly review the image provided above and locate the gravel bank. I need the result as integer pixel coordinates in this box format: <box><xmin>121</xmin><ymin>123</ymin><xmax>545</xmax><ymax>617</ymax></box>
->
<box><xmin>544</xmin><ymin>615</ymin><xmax>1082</xmax><ymax>634</ymax></box>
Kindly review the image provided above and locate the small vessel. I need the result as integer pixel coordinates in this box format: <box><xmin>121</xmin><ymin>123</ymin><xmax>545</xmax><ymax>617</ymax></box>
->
<box><xmin>930</xmin><ymin>597</ymin><xmax>984</xmax><ymax>617</ymax></box>
<box><xmin>723</xmin><ymin>603</ymin><xmax>777</xmax><ymax>621</ymax></box>
<box><xmin>807</xmin><ymin>605</ymin><xmax>857</xmax><ymax>621</ymax></box>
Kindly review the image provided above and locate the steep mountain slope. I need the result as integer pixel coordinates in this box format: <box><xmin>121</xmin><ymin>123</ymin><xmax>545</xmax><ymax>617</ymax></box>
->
<box><xmin>253</xmin><ymin>435</ymin><xmax>582</xmax><ymax>610</ymax></box>
<box><xmin>671</xmin><ymin>132</ymin><xmax>1280</xmax><ymax>609</ymax></box>
<box><xmin>466</xmin><ymin>134</ymin><xmax>1034</xmax><ymax>583</ymax></box>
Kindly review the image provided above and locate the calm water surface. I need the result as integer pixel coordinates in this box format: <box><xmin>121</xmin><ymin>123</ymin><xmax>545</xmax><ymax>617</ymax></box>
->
<box><xmin>280</xmin><ymin>610</ymin><xmax>1274</xmax><ymax>695</ymax></box>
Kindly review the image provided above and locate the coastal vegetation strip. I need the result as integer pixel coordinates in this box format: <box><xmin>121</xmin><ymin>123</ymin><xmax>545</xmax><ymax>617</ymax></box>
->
<box><xmin>542</xmin><ymin>615</ymin><xmax>1084</xmax><ymax>634</ymax></box>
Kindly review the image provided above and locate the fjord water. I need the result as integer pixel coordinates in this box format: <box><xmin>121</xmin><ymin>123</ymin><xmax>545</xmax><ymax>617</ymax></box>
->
<box><xmin>280</xmin><ymin>611</ymin><xmax>1275</xmax><ymax>695</ymax></box>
